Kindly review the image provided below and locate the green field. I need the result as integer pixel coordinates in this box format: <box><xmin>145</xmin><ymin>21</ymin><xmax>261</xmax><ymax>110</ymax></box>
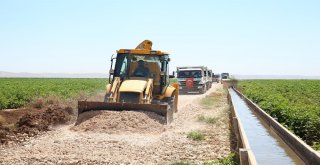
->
<box><xmin>237</xmin><ymin>80</ymin><xmax>320</xmax><ymax>149</ymax></box>
<box><xmin>0</xmin><ymin>78</ymin><xmax>106</xmax><ymax>110</ymax></box>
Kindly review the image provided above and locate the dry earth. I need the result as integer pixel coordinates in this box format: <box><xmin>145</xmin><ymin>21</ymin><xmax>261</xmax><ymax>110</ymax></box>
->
<box><xmin>0</xmin><ymin>83</ymin><xmax>232</xmax><ymax>165</ymax></box>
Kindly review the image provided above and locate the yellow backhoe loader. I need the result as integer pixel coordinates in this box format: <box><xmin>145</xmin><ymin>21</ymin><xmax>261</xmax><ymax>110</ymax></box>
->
<box><xmin>78</xmin><ymin>40</ymin><xmax>179</xmax><ymax>124</ymax></box>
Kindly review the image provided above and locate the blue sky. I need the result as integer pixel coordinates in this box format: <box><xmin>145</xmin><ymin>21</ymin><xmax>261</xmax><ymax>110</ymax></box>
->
<box><xmin>0</xmin><ymin>0</ymin><xmax>319</xmax><ymax>76</ymax></box>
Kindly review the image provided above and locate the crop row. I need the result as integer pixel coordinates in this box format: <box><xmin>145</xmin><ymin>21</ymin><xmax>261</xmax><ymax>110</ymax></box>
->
<box><xmin>237</xmin><ymin>80</ymin><xmax>320</xmax><ymax>149</ymax></box>
<box><xmin>0</xmin><ymin>78</ymin><xmax>106</xmax><ymax>110</ymax></box>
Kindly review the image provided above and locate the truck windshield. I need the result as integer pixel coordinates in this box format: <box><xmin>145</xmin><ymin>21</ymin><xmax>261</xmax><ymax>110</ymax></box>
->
<box><xmin>178</xmin><ymin>70</ymin><xmax>202</xmax><ymax>78</ymax></box>
<box><xmin>114</xmin><ymin>54</ymin><xmax>167</xmax><ymax>78</ymax></box>
<box><xmin>221</xmin><ymin>73</ymin><xmax>229</xmax><ymax>79</ymax></box>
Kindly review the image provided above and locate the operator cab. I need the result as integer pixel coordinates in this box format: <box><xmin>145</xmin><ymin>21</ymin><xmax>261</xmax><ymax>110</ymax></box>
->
<box><xmin>110</xmin><ymin>52</ymin><xmax>171</xmax><ymax>95</ymax></box>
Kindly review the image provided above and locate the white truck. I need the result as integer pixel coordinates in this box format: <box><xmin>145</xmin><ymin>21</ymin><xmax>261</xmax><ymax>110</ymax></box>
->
<box><xmin>176</xmin><ymin>66</ymin><xmax>211</xmax><ymax>94</ymax></box>
<box><xmin>220</xmin><ymin>73</ymin><xmax>230</xmax><ymax>83</ymax></box>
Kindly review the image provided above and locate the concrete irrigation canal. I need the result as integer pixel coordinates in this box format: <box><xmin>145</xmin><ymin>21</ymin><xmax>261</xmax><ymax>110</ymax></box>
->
<box><xmin>229</xmin><ymin>88</ymin><xmax>320</xmax><ymax>165</ymax></box>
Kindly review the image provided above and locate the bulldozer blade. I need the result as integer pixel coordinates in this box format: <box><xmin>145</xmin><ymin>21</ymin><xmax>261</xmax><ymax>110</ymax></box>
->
<box><xmin>78</xmin><ymin>101</ymin><xmax>172</xmax><ymax>124</ymax></box>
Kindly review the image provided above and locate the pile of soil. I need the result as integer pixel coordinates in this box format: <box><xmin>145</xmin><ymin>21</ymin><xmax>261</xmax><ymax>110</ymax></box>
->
<box><xmin>16</xmin><ymin>105</ymin><xmax>72</xmax><ymax>135</ymax></box>
<box><xmin>72</xmin><ymin>110</ymin><xmax>166</xmax><ymax>134</ymax></box>
<box><xmin>0</xmin><ymin>108</ymin><xmax>44</xmax><ymax>125</ymax></box>
<box><xmin>0</xmin><ymin>105</ymin><xmax>73</xmax><ymax>144</ymax></box>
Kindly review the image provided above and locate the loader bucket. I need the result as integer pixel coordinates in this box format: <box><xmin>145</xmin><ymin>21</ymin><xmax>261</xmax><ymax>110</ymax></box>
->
<box><xmin>77</xmin><ymin>101</ymin><xmax>173</xmax><ymax>124</ymax></box>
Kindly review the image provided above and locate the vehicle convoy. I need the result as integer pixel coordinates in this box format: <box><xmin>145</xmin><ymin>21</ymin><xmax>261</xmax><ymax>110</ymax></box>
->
<box><xmin>176</xmin><ymin>66</ymin><xmax>210</xmax><ymax>94</ymax></box>
<box><xmin>78</xmin><ymin>40</ymin><xmax>179</xmax><ymax>124</ymax></box>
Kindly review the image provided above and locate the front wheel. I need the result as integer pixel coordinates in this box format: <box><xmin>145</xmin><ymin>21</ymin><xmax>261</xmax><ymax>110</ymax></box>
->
<box><xmin>171</xmin><ymin>94</ymin><xmax>178</xmax><ymax>113</ymax></box>
<box><xmin>166</xmin><ymin>95</ymin><xmax>177</xmax><ymax>112</ymax></box>
<box><xmin>165</xmin><ymin>94</ymin><xmax>177</xmax><ymax>124</ymax></box>
<box><xmin>166</xmin><ymin>106</ymin><xmax>173</xmax><ymax>124</ymax></box>
<box><xmin>200</xmin><ymin>85</ymin><xmax>206</xmax><ymax>94</ymax></box>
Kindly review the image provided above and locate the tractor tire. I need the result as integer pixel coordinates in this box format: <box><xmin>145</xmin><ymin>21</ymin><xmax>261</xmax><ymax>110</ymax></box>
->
<box><xmin>166</xmin><ymin>93</ymin><xmax>177</xmax><ymax>110</ymax></box>
<box><xmin>171</xmin><ymin>94</ymin><xmax>178</xmax><ymax>113</ymax></box>
<box><xmin>165</xmin><ymin>93</ymin><xmax>177</xmax><ymax>124</ymax></box>
<box><xmin>166</xmin><ymin>105</ymin><xmax>174</xmax><ymax>124</ymax></box>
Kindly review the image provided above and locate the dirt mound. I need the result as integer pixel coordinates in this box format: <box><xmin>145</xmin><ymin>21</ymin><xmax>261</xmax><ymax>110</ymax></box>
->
<box><xmin>72</xmin><ymin>110</ymin><xmax>166</xmax><ymax>134</ymax></box>
<box><xmin>16</xmin><ymin>105</ymin><xmax>72</xmax><ymax>136</ymax></box>
<box><xmin>0</xmin><ymin>108</ymin><xmax>44</xmax><ymax>125</ymax></box>
<box><xmin>0</xmin><ymin>105</ymin><xmax>73</xmax><ymax>144</ymax></box>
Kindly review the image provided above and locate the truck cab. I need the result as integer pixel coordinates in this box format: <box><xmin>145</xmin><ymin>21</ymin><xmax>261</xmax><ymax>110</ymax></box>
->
<box><xmin>176</xmin><ymin>66</ymin><xmax>209</xmax><ymax>94</ymax></box>
<box><xmin>220</xmin><ymin>73</ymin><xmax>230</xmax><ymax>83</ymax></box>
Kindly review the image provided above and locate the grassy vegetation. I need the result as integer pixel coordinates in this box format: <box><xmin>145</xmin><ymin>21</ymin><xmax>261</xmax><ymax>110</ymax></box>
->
<box><xmin>313</xmin><ymin>143</ymin><xmax>320</xmax><ymax>150</ymax></box>
<box><xmin>238</xmin><ymin>80</ymin><xmax>320</xmax><ymax>149</ymax></box>
<box><xmin>197</xmin><ymin>115</ymin><xmax>218</xmax><ymax>124</ymax></box>
<box><xmin>171</xmin><ymin>153</ymin><xmax>239</xmax><ymax>165</ymax></box>
<box><xmin>200</xmin><ymin>96</ymin><xmax>216</xmax><ymax>109</ymax></box>
<box><xmin>204</xmin><ymin>153</ymin><xmax>239</xmax><ymax>165</ymax></box>
<box><xmin>187</xmin><ymin>131</ymin><xmax>206</xmax><ymax>141</ymax></box>
<box><xmin>171</xmin><ymin>162</ymin><xmax>192</xmax><ymax>165</ymax></box>
<box><xmin>0</xmin><ymin>78</ymin><xmax>106</xmax><ymax>110</ymax></box>
<box><xmin>200</xmin><ymin>90</ymin><xmax>226</xmax><ymax>109</ymax></box>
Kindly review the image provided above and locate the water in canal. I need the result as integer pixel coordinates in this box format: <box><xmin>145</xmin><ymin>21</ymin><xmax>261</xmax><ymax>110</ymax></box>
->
<box><xmin>229</xmin><ymin>89</ymin><xmax>304</xmax><ymax>165</ymax></box>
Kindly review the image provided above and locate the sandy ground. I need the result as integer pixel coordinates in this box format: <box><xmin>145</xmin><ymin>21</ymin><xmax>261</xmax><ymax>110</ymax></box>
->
<box><xmin>0</xmin><ymin>83</ymin><xmax>231</xmax><ymax>165</ymax></box>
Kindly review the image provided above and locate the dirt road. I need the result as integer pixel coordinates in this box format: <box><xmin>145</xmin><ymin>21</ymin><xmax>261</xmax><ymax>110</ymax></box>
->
<box><xmin>0</xmin><ymin>83</ymin><xmax>231</xmax><ymax>165</ymax></box>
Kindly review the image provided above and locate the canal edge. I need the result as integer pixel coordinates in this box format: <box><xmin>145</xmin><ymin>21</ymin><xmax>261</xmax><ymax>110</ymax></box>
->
<box><xmin>228</xmin><ymin>89</ymin><xmax>258</xmax><ymax>165</ymax></box>
<box><xmin>232</xmin><ymin>87</ymin><xmax>320</xmax><ymax>165</ymax></box>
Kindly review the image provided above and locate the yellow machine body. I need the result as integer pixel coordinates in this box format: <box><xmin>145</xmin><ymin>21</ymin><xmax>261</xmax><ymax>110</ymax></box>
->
<box><xmin>78</xmin><ymin>40</ymin><xmax>179</xmax><ymax>124</ymax></box>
